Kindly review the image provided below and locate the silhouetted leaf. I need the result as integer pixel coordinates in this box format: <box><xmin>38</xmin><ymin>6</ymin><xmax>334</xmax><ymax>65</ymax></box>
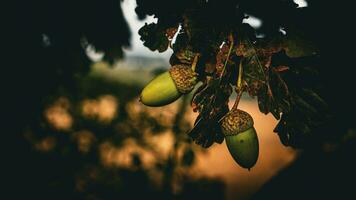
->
<box><xmin>138</xmin><ymin>23</ymin><xmax>169</xmax><ymax>52</ymax></box>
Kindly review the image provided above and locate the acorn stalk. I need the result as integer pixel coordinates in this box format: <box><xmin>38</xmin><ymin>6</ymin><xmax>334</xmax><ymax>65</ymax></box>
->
<box><xmin>220</xmin><ymin>58</ymin><xmax>259</xmax><ymax>170</ymax></box>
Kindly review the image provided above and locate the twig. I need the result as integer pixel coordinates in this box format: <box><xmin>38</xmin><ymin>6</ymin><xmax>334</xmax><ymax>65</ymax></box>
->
<box><xmin>191</xmin><ymin>54</ymin><xmax>200</xmax><ymax>72</ymax></box>
<box><xmin>232</xmin><ymin>59</ymin><xmax>244</xmax><ymax>110</ymax></box>
<box><xmin>219</xmin><ymin>34</ymin><xmax>234</xmax><ymax>84</ymax></box>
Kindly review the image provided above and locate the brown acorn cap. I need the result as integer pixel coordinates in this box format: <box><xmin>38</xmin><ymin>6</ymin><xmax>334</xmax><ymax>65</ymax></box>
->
<box><xmin>221</xmin><ymin>109</ymin><xmax>254</xmax><ymax>136</ymax></box>
<box><xmin>169</xmin><ymin>64</ymin><xmax>197</xmax><ymax>94</ymax></box>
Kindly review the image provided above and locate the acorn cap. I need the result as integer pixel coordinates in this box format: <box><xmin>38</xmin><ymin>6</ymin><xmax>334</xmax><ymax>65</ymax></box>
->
<box><xmin>221</xmin><ymin>109</ymin><xmax>254</xmax><ymax>136</ymax></box>
<box><xmin>169</xmin><ymin>64</ymin><xmax>197</xmax><ymax>94</ymax></box>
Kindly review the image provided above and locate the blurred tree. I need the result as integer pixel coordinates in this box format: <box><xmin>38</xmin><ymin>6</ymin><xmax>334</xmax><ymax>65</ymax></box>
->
<box><xmin>4</xmin><ymin>0</ymin><xmax>224</xmax><ymax>199</ymax></box>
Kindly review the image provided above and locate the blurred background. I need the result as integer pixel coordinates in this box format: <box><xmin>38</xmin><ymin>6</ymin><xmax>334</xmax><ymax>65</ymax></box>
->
<box><xmin>4</xmin><ymin>0</ymin><xmax>356</xmax><ymax>200</ymax></box>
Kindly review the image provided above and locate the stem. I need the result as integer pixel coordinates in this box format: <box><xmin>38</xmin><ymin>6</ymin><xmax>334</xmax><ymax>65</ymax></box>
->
<box><xmin>232</xmin><ymin>87</ymin><xmax>243</xmax><ymax>111</ymax></box>
<box><xmin>191</xmin><ymin>54</ymin><xmax>200</xmax><ymax>72</ymax></box>
<box><xmin>232</xmin><ymin>59</ymin><xmax>244</xmax><ymax>110</ymax></box>
<box><xmin>237</xmin><ymin>59</ymin><xmax>243</xmax><ymax>90</ymax></box>
<box><xmin>219</xmin><ymin>34</ymin><xmax>234</xmax><ymax>82</ymax></box>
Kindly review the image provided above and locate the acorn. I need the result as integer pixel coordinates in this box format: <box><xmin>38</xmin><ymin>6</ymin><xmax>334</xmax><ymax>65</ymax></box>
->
<box><xmin>140</xmin><ymin>64</ymin><xmax>198</xmax><ymax>107</ymax></box>
<box><xmin>221</xmin><ymin>109</ymin><xmax>259</xmax><ymax>169</ymax></box>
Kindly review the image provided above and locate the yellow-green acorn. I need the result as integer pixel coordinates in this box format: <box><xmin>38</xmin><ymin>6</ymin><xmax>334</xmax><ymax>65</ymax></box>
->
<box><xmin>140</xmin><ymin>64</ymin><xmax>197</xmax><ymax>107</ymax></box>
<box><xmin>221</xmin><ymin>109</ymin><xmax>259</xmax><ymax>169</ymax></box>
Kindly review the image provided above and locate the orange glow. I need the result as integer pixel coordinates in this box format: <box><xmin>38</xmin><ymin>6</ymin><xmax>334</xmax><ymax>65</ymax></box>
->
<box><xmin>99</xmin><ymin>139</ymin><xmax>156</xmax><ymax>169</ymax></box>
<box><xmin>187</xmin><ymin>99</ymin><xmax>297</xmax><ymax>200</ymax></box>
<box><xmin>125</xmin><ymin>97</ymin><xmax>179</xmax><ymax>127</ymax></box>
<box><xmin>41</xmin><ymin>95</ymin><xmax>296</xmax><ymax>200</ymax></box>
<box><xmin>72</xmin><ymin>130</ymin><xmax>96</xmax><ymax>154</ymax></box>
<box><xmin>35</xmin><ymin>136</ymin><xmax>56</xmax><ymax>152</ymax></box>
<box><xmin>97</xmin><ymin>97</ymin><xmax>296</xmax><ymax>200</ymax></box>
<box><xmin>81</xmin><ymin>95</ymin><xmax>118</xmax><ymax>123</ymax></box>
<box><xmin>44</xmin><ymin>97</ymin><xmax>73</xmax><ymax>130</ymax></box>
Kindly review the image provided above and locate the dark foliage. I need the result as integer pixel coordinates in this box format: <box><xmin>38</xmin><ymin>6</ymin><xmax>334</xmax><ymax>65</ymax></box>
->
<box><xmin>135</xmin><ymin>0</ymin><xmax>356</xmax><ymax>148</ymax></box>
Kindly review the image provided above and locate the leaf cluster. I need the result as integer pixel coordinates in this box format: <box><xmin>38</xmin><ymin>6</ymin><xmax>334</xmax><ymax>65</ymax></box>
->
<box><xmin>136</xmin><ymin>0</ymin><xmax>330</xmax><ymax>148</ymax></box>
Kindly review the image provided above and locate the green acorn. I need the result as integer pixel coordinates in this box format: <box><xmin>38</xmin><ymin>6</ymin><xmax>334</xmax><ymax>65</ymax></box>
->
<box><xmin>140</xmin><ymin>64</ymin><xmax>197</xmax><ymax>107</ymax></box>
<box><xmin>221</xmin><ymin>109</ymin><xmax>259</xmax><ymax>169</ymax></box>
